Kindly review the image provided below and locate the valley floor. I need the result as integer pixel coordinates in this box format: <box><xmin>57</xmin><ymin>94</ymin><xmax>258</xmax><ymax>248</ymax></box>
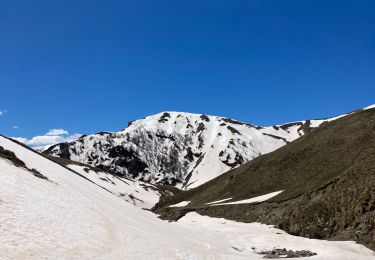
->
<box><xmin>1</xmin><ymin>136</ymin><xmax>374</xmax><ymax>259</ymax></box>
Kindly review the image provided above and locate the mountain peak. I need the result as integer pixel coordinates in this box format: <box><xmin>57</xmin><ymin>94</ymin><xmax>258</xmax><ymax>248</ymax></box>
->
<box><xmin>44</xmin><ymin>109</ymin><xmax>343</xmax><ymax>189</ymax></box>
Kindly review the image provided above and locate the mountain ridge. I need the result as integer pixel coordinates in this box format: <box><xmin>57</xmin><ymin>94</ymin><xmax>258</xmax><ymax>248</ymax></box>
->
<box><xmin>44</xmin><ymin>110</ymin><xmax>343</xmax><ymax>188</ymax></box>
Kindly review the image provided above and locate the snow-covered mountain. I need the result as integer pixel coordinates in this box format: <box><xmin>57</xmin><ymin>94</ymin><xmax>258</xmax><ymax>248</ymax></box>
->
<box><xmin>1</xmin><ymin>134</ymin><xmax>373</xmax><ymax>259</ymax></box>
<box><xmin>44</xmin><ymin>111</ymin><xmax>343</xmax><ymax>189</ymax></box>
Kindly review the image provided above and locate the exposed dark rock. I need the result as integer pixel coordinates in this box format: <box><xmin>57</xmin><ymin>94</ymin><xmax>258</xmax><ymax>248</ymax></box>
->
<box><xmin>108</xmin><ymin>145</ymin><xmax>128</xmax><ymax>158</ymax></box>
<box><xmin>197</xmin><ymin>122</ymin><xmax>205</xmax><ymax>133</ymax></box>
<box><xmin>222</xmin><ymin>118</ymin><xmax>263</xmax><ymax>129</ymax></box>
<box><xmin>155</xmin><ymin>133</ymin><xmax>176</xmax><ymax>142</ymax></box>
<box><xmin>279</xmin><ymin>122</ymin><xmax>302</xmax><ymax>131</ymax></box>
<box><xmin>250</xmin><ymin>124</ymin><xmax>263</xmax><ymax>130</ymax></box>
<box><xmin>158</xmin><ymin>112</ymin><xmax>171</xmax><ymax>123</ymax></box>
<box><xmin>182</xmin><ymin>152</ymin><xmax>206</xmax><ymax>189</ymax></box>
<box><xmin>107</xmin><ymin>145</ymin><xmax>149</xmax><ymax>179</ymax></box>
<box><xmin>279</xmin><ymin>120</ymin><xmax>319</xmax><ymax>135</ymax></box>
<box><xmin>185</xmin><ymin>147</ymin><xmax>201</xmax><ymax>162</ymax></box>
<box><xmin>227</xmin><ymin>126</ymin><xmax>241</xmax><ymax>135</ymax></box>
<box><xmin>197</xmin><ymin>133</ymin><xmax>204</xmax><ymax>149</ymax></box>
<box><xmin>297</xmin><ymin>120</ymin><xmax>313</xmax><ymax>135</ymax></box>
<box><xmin>0</xmin><ymin>146</ymin><xmax>26</xmax><ymax>168</ymax></box>
<box><xmin>262</xmin><ymin>133</ymin><xmax>289</xmax><ymax>144</ymax></box>
<box><xmin>159</xmin><ymin>177</ymin><xmax>181</xmax><ymax>186</ymax></box>
<box><xmin>29</xmin><ymin>168</ymin><xmax>49</xmax><ymax>180</ymax></box>
<box><xmin>259</xmin><ymin>248</ymin><xmax>317</xmax><ymax>258</ymax></box>
<box><xmin>44</xmin><ymin>143</ymin><xmax>71</xmax><ymax>160</ymax></box>
<box><xmin>97</xmin><ymin>132</ymin><xmax>111</xmax><ymax>136</ymax></box>
<box><xmin>222</xmin><ymin>118</ymin><xmax>244</xmax><ymax>125</ymax></box>
<box><xmin>200</xmin><ymin>114</ymin><xmax>210</xmax><ymax>122</ymax></box>
<box><xmin>222</xmin><ymin>152</ymin><xmax>244</xmax><ymax>168</ymax></box>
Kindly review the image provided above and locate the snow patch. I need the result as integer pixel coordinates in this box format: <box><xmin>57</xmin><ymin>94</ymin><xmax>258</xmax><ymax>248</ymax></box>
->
<box><xmin>177</xmin><ymin>213</ymin><xmax>375</xmax><ymax>260</ymax></box>
<box><xmin>67</xmin><ymin>164</ymin><xmax>159</xmax><ymax>209</ymax></box>
<box><xmin>364</xmin><ymin>104</ymin><xmax>375</xmax><ymax>110</ymax></box>
<box><xmin>215</xmin><ymin>191</ymin><xmax>283</xmax><ymax>205</ymax></box>
<box><xmin>169</xmin><ymin>201</ymin><xmax>191</xmax><ymax>207</ymax></box>
<box><xmin>206</xmin><ymin>198</ymin><xmax>232</xmax><ymax>204</ymax></box>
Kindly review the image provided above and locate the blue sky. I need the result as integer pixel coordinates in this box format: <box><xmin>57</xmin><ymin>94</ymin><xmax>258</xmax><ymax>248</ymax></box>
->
<box><xmin>1</xmin><ymin>0</ymin><xmax>374</xmax><ymax>146</ymax></box>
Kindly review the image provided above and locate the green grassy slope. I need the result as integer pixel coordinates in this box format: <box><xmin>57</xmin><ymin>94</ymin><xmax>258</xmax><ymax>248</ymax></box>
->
<box><xmin>154</xmin><ymin>108</ymin><xmax>375</xmax><ymax>249</ymax></box>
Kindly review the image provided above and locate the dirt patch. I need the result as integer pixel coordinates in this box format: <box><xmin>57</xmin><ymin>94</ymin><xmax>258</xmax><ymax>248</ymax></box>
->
<box><xmin>259</xmin><ymin>248</ymin><xmax>317</xmax><ymax>258</ymax></box>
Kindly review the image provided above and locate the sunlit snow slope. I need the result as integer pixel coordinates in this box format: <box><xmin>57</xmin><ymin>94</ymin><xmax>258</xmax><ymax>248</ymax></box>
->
<box><xmin>45</xmin><ymin>111</ymin><xmax>342</xmax><ymax>189</ymax></box>
<box><xmin>65</xmin><ymin>163</ymin><xmax>160</xmax><ymax>209</ymax></box>
<box><xmin>1</xmin><ymin>135</ymin><xmax>374</xmax><ymax>259</ymax></box>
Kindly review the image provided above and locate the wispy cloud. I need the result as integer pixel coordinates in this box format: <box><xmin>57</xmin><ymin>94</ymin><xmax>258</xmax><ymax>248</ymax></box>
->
<box><xmin>11</xmin><ymin>128</ymin><xmax>81</xmax><ymax>151</ymax></box>
<box><xmin>46</xmin><ymin>129</ymin><xmax>69</xmax><ymax>136</ymax></box>
<box><xmin>12</xmin><ymin>126</ymin><xmax>19</xmax><ymax>129</ymax></box>
<box><xmin>0</xmin><ymin>109</ymin><xmax>6</xmax><ymax>116</ymax></box>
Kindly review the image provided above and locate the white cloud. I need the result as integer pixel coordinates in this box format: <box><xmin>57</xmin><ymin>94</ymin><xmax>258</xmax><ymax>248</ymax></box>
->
<box><xmin>46</xmin><ymin>129</ymin><xmax>69</xmax><ymax>136</ymax></box>
<box><xmin>12</xmin><ymin>126</ymin><xmax>19</xmax><ymax>129</ymax></box>
<box><xmin>11</xmin><ymin>129</ymin><xmax>81</xmax><ymax>151</ymax></box>
<box><xmin>11</xmin><ymin>137</ymin><xmax>28</xmax><ymax>143</ymax></box>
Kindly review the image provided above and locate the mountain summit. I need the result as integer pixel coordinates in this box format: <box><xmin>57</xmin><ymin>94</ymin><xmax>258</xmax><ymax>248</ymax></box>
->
<box><xmin>44</xmin><ymin>111</ymin><xmax>343</xmax><ymax>188</ymax></box>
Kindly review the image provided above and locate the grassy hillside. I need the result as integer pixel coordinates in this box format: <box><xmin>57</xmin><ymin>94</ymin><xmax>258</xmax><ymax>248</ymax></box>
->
<box><xmin>154</xmin><ymin>108</ymin><xmax>375</xmax><ymax>249</ymax></box>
